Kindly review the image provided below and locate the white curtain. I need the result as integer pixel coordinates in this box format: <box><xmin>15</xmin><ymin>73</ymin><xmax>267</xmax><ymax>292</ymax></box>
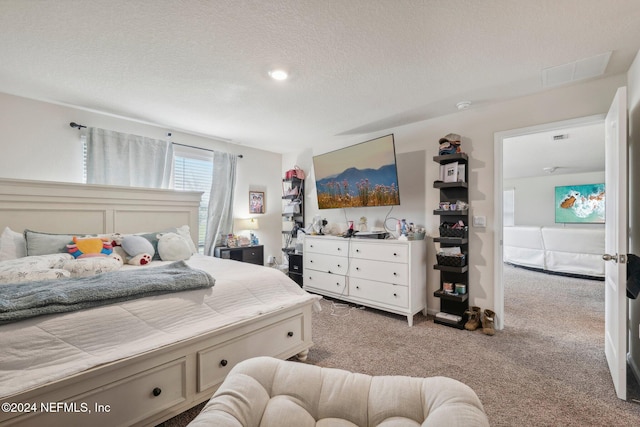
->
<box><xmin>204</xmin><ymin>152</ymin><xmax>237</xmax><ymax>255</ymax></box>
<box><xmin>86</xmin><ymin>127</ymin><xmax>174</xmax><ymax>188</ymax></box>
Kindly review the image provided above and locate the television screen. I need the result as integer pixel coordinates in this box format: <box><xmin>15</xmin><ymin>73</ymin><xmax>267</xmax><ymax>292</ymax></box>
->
<box><xmin>313</xmin><ymin>134</ymin><xmax>400</xmax><ymax>209</ymax></box>
<box><xmin>554</xmin><ymin>183</ymin><xmax>605</xmax><ymax>223</ymax></box>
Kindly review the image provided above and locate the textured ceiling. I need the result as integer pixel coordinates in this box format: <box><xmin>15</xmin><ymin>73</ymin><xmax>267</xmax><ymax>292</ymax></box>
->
<box><xmin>0</xmin><ymin>0</ymin><xmax>639</xmax><ymax>155</ymax></box>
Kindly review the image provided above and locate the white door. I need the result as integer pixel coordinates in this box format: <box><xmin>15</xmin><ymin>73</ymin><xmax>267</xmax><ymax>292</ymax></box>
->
<box><xmin>603</xmin><ymin>86</ymin><xmax>628</xmax><ymax>400</ymax></box>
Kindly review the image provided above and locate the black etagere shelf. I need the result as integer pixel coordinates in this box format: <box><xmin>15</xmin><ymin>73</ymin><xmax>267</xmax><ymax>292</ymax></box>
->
<box><xmin>433</xmin><ymin>152</ymin><xmax>470</xmax><ymax>330</ymax></box>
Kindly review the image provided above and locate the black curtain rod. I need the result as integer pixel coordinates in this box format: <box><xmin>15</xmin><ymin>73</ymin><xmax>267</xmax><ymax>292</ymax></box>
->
<box><xmin>69</xmin><ymin>122</ymin><xmax>242</xmax><ymax>158</ymax></box>
<box><xmin>173</xmin><ymin>142</ymin><xmax>243</xmax><ymax>158</ymax></box>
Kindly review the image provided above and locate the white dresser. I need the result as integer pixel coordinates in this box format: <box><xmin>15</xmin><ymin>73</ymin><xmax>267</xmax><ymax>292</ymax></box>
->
<box><xmin>304</xmin><ymin>236</ymin><xmax>426</xmax><ymax>326</ymax></box>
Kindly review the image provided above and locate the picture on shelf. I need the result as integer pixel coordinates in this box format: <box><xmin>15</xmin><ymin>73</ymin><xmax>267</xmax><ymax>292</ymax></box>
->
<box><xmin>440</xmin><ymin>162</ymin><xmax>467</xmax><ymax>182</ymax></box>
<box><xmin>554</xmin><ymin>183</ymin><xmax>605</xmax><ymax>223</ymax></box>
<box><xmin>443</xmin><ymin>162</ymin><xmax>458</xmax><ymax>183</ymax></box>
<box><xmin>249</xmin><ymin>191</ymin><xmax>265</xmax><ymax>214</ymax></box>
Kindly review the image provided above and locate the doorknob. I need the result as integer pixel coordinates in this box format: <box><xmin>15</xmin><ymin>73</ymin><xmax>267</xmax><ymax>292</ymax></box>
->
<box><xmin>603</xmin><ymin>253</ymin><xmax>618</xmax><ymax>262</ymax></box>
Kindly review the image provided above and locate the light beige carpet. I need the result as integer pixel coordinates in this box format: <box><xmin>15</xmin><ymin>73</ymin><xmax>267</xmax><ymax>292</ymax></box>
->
<box><xmin>159</xmin><ymin>264</ymin><xmax>640</xmax><ymax>426</ymax></box>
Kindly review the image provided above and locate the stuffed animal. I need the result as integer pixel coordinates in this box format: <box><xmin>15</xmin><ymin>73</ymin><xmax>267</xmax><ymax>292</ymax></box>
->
<box><xmin>157</xmin><ymin>232</ymin><xmax>192</xmax><ymax>261</ymax></box>
<box><xmin>119</xmin><ymin>235</ymin><xmax>154</xmax><ymax>266</ymax></box>
<box><xmin>67</xmin><ymin>237</ymin><xmax>113</xmax><ymax>259</ymax></box>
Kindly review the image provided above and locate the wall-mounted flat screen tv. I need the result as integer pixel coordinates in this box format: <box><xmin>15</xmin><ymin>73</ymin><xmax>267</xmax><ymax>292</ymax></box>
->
<box><xmin>313</xmin><ymin>134</ymin><xmax>400</xmax><ymax>209</ymax></box>
<box><xmin>554</xmin><ymin>183</ymin><xmax>605</xmax><ymax>223</ymax></box>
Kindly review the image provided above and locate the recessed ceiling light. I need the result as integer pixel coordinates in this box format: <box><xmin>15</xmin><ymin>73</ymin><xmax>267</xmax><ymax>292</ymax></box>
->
<box><xmin>269</xmin><ymin>69</ymin><xmax>288</xmax><ymax>81</ymax></box>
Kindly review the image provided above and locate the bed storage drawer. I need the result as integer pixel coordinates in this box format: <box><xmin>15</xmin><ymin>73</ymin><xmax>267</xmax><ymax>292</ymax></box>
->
<box><xmin>197</xmin><ymin>314</ymin><xmax>304</xmax><ymax>392</ymax></box>
<box><xmin>6</xmin><ymin>358</ymin><xmax>187</xmax><ymax>427</ymax></box>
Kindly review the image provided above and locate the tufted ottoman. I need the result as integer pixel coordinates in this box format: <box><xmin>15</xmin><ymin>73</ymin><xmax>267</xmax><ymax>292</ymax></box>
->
<box><xmin>188</xmin><ymin>357</ymin><xmax>489</xmax><ymax>427</ymax></box>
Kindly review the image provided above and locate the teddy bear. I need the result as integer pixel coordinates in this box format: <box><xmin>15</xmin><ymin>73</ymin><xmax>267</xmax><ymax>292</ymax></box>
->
<box><xmin>156</xmin><ymin>232</ymin><xmax>192</xmax><ymax>261</ymax></box>
<box><xmin>117</xmin><ymin>234</ymin><xmax>154</xmax><ymax>266</ymax></box>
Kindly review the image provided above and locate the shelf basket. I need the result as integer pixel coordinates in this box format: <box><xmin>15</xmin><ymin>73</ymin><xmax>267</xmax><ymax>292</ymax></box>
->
<box><xmin>436</xmin><ymin>253</ymin><xmax>467</xmax><ymax>267</ymax></box>
<box><xmin>438</xmin><ymin>225</ymin><xmax>468</xmax><ymax>238</ymax></box>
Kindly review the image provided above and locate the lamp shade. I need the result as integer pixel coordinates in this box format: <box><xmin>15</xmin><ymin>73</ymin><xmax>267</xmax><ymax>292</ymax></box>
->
<box><xmin>234</xmin><ymin>218</ymin><xmax>259</xmax><ymax>231</ymax></box>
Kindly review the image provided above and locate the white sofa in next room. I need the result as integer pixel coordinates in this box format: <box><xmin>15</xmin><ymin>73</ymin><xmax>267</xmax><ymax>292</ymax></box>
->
<box><xmin>503</xmin><ymin>226</ymin><xmax>605</xmax><ymax>278</ymax></box>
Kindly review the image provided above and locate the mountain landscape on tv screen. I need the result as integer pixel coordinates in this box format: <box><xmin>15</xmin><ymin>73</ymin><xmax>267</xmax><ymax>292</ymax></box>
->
<box><xmin>315</xmin><ymin>164</ymin><xmax>400</xmax><ymax>208</ymax></box>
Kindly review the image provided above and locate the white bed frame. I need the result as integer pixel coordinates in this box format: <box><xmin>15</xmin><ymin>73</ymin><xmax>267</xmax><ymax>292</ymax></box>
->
<box><xmin>0</xmin><ymin>178</ymin><xmax>315</xmax><ymax>427</ymax></box>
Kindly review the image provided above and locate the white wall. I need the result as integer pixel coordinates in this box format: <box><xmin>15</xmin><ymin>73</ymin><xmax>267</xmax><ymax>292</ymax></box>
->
<box><xmin>628</xmin><ymin>49</ymin><xmax>640</xmax><ymax>386</ymax></box>
<box><xmin>286</xmin><ymin>73</ymin><xmax>626</xmax><ymax>316</ymax></box>
<box><xmin>0</xmin><ymin>92</ymin><xmax>284</xmax><ymax>263</ymax></box>
<box><xmin>504</xmin><ymin>171</ymin><xmax>605</xmax><ymax>227</ymax></box>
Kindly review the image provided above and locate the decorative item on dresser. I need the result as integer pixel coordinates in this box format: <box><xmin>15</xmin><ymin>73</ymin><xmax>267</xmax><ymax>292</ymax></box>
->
<box><xmin>433</xmin><ymin>151</ymin><xmax>470</xmax><ymax>329</ymax></box>
<box><xmin>303</xmin><ymin>235</ymin><xmax>426</xmax><ymax>326</ymax></box>
<box><xmin>214</xmin><ymin>245</ymin><xmax>264</xmax><ymax>265</ymax></box>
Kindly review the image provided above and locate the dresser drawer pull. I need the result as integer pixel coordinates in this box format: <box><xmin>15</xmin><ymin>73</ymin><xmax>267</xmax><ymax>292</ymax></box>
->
<box><xmin>356</xmin><ymin>267</ymin><xmax>360</xmax><ymax>271</ymax></box>
<box><xmin>152</xmin><ymin>387</ymin><xmax>162</xmax><ymax>397</ymax></box>
<box><xmin>310</xmin><ymin>260</ymin><xmax>313</xmax><ymax>263</ymax></box>
<box><xmin>393</xmin><ymin>252</ymin><xmax>397</xmax><ymax>256</ymax></box>
<box><xmin>336</xmin><ymin>282</ymin><xmax>340</xmax><ymax>287</ymax></box>
<box><xmin>220</xmin><ymin>359</ymin><xmax>228</xmax><ymax>367</ymax></box>
<box><xmin>287</xmin><ymin>331</ymin><xmax>294</xmax><ymax>337</ymax></box>
<box><xmin>393</xmin><ymin>272</ymin><xmax>397</xmax><ymax>276</ymax></box>
<box><xmin>356</xmin><ymin>286</ymin><xmax>360</xmax><ymax>290</ymax></box>
<box><xmin>356</xmin><ymin>249</ymin><xmax>360</xmax><ymax>252</ymax></box>
<box><xmin>393</xmin><ymin>293</ymin><xmax>398</xmax><ymax>297</ymax></box>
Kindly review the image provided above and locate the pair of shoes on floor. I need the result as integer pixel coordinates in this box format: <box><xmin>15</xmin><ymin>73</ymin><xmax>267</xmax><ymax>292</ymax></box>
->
<box><xmin>464</xmin><ymin>306</ymin><xmax>495</xmax><ymax>336</ymax></box>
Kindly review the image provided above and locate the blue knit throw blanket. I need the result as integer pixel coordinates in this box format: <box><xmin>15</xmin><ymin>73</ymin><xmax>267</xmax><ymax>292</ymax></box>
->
<box><xmin>0</xmin><ymin>261</ymin><xmax>215</xmax><ymax>324</ymax></box>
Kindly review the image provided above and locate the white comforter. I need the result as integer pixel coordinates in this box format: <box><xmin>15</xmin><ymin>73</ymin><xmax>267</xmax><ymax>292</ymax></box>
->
<box><xmin>0</xmin><ymin>254</ymin><xmax>321</xmax><ymax>398</ymax></box>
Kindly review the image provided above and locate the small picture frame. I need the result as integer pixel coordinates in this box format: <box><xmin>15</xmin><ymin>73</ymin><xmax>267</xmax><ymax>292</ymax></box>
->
<box><xmin>443</xmin><ymin>162</ymin><xmax>458</xmax><ymax>183</ymax></box>
<box><xmin>249</xmin><ymin>191</ymin><xmax>265</xmax><ymax>214</ymax></box>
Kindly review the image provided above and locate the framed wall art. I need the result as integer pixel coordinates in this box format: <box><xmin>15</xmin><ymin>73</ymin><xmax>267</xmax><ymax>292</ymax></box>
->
<box><xmin>249</xmin><ymin>191</ymin><xmax>265</xmax><ymax>214</ymax></box>
<box><xmin>554</xmin><ymin>183</ymin><xmax>605</xmax><ymax>223</ymax></box>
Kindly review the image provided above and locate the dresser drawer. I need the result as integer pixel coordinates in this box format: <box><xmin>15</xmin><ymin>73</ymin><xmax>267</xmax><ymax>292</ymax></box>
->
<box><xmin>198</xmin><ymin>314</ymin><xmax>304</xmax><ymax>392</ymax></box>
<box><xmin>304</xmin><ymin>252</ymin><xmax>348</xmax><ymax>275</ymax></box>
<box><xmin>242</xmin><ymin>246</ymin><xmax>264</xmax><ymax>265</ymax></box>
<box><xmin>350</xmin><ymin>258</ymin><xmax>409</xmax><ymax>285</ymax></box>
<box><xmin>304</xmin><ymin>269</ymin><xmax>348</xmax><ymax>295</ymax></box>
<box><xmin>350</xmin><ymin>241</ymin><xmax>409</xmax><ymax>263</ymax></box>
<box><xmin>305</xmin><ymin>238</ymin><xmax>349</xmax><ymax>256</ymax></box>
<box><xmin>350</xmin><ymin>278</ymin><xmax>409</xmax><ymax>309</ymax></box>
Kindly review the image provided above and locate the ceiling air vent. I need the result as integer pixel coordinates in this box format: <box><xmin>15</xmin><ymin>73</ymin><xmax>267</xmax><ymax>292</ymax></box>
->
<box><xmin>553</xmin><ymin>134</ymin><xmax>569</xmax><ymax>141</ymax></box>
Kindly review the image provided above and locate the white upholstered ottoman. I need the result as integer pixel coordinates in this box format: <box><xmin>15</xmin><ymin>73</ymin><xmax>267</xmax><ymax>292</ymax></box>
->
<box><xmin>188</xmin><ymin>357</ymin><xmax>489</xmax><ymax>427</ymax></box>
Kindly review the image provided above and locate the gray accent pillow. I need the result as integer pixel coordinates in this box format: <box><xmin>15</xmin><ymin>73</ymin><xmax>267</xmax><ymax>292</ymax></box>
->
<box><xmin>24</xmin><ymin>230</ymin><xmax>77</xmax><ymax>256</ymax></box>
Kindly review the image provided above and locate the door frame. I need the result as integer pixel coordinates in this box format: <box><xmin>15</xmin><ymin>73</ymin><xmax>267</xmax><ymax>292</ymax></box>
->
<box><xmin>492</xmin><ymin>114</ymin><xmax>605</xmax><ymax>330</ymax></box>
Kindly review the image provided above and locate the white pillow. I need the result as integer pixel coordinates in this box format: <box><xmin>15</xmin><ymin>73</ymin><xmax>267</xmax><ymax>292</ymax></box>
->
<box><xmin>0</xmin><ymin>227</ymin><xmax>27</xmax><ymax>261</ymax></box>
<box><xmin>176</xmin><ymin>225</ymin><xmax>198</xmax><ymax>254</ymax></box>
<box><xmin>62</xmin><ymin>257</ymin><xmax>121</xmax><ymax>278</ymax></box>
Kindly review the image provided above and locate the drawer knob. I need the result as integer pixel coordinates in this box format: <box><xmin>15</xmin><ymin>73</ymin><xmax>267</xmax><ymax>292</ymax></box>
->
<box><xmin>310</xmin><ymin>260</ymin><xmax>313</xmax><ymax>263</ymax></box>
<box><xmin>393</xmin><ymin>293</ymin><xmax>398</xmax><ymax>297</ymax></box>
<box><xmin>356</xmin><ymin>249</ymin><xmax>360</xmax><ymax>252</ymax></box>
<box><xmin>336</xmin><ymin>282</ymin><xmax>340</xmax><ymax>286</ymax></box>
<box><xmin>152</xmin><ymin>387</ymin><xmax>162</xmax><ymax>397</ymax></box>
<box><xmin>287</xmin><ymin>331</ymin><xmax>294</xmax><ymax>337</ymax></box>
<box><xmin>393</xmin><ymin>272</ymin><xmax>397</xmax><ymax>276</ymax></box>
<box><xmin>337</xmin><ymin>248</ymin><xmax>341</xmax><ymax>251</ymax></box>
<box><xmin>356</xmin><ymin>267</ymin><xmax>360</xmax><ymax>271</ymax></box>
<box><xmin>220</xmin><ymin>359</ymin><xmax>228</xmax><ymax>367</ymax></box>
<box><xmin>337</xmin><ymin>264</ymin><xmax>341</xmax><ymax>267</ymax></box>
<box><xmin>356</xmin><ymin>286</ymin><xmax>360</xmax><ymax>290</ymax></box>
<box><xmin>393</xmin><ymin>252</ymin><xmax>397</xmax><ymax>256</ymax></box>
